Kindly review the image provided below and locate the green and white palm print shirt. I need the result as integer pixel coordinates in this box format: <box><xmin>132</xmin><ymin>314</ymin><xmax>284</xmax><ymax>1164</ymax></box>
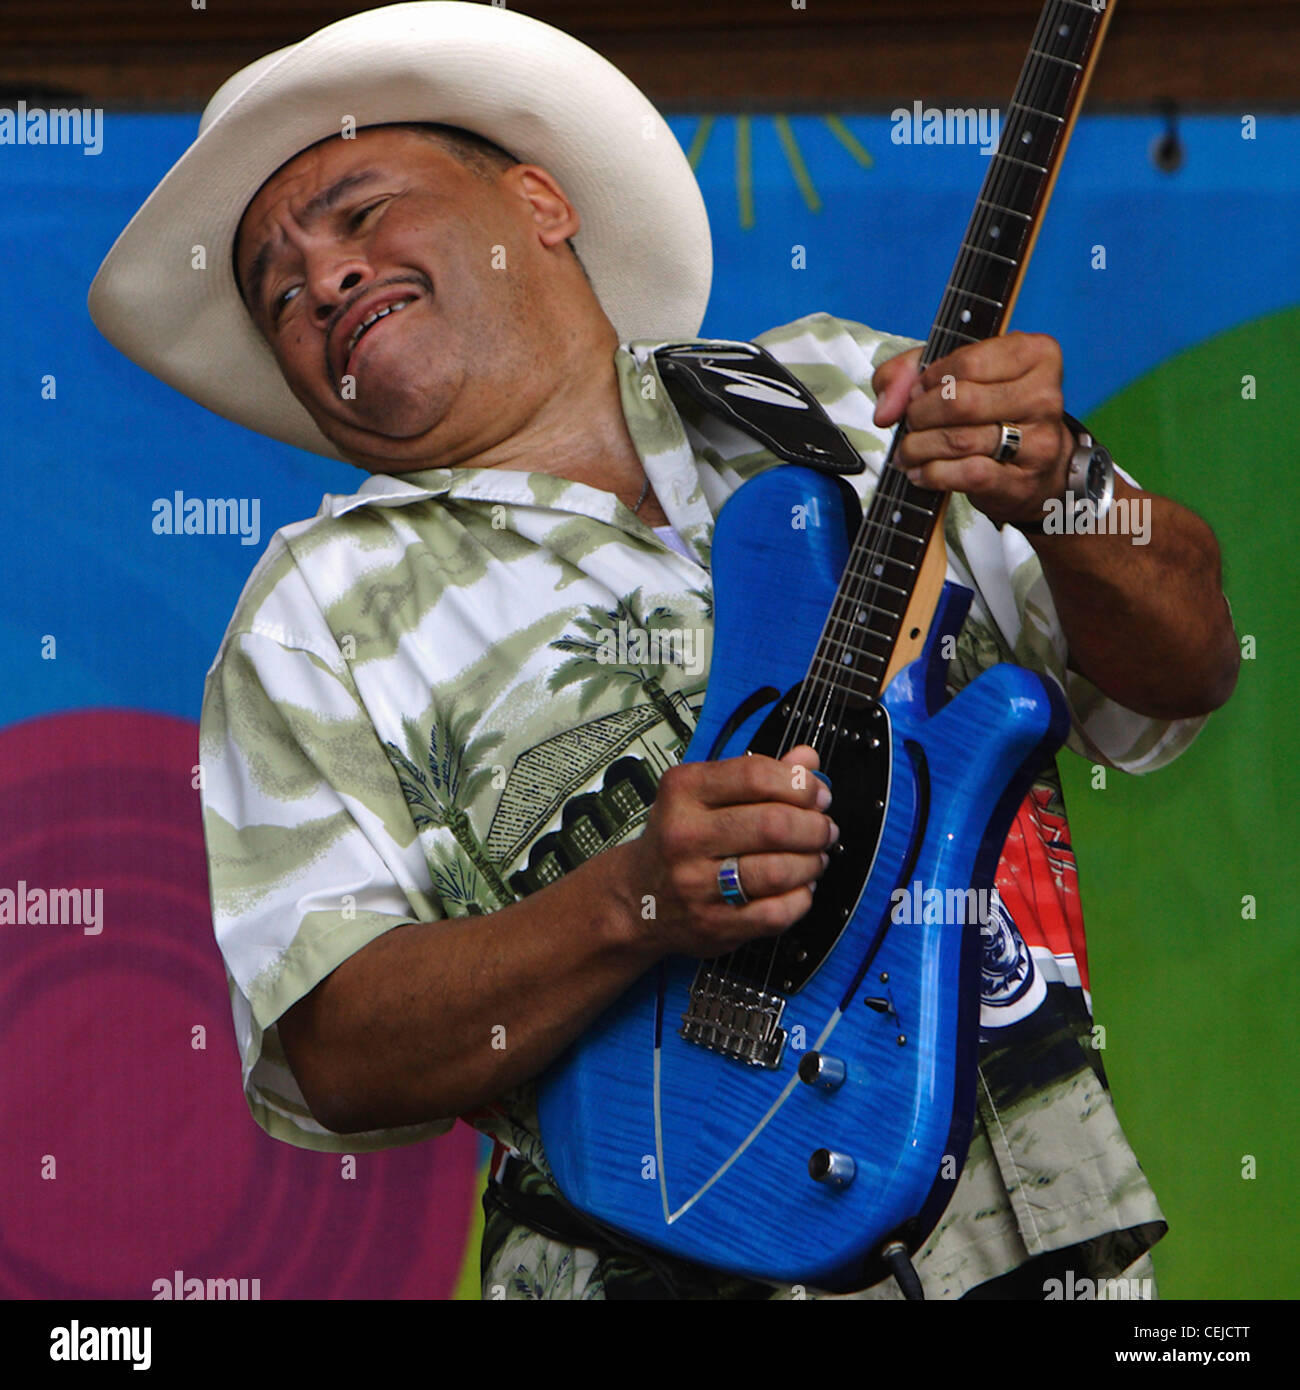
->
<box><xmin>200</xmin><ymin>312</ymin><xmax>1204</xmax><ymax>1299</ymax></box>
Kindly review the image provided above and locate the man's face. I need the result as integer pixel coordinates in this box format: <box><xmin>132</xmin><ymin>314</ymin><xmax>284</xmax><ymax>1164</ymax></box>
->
<box><xmin>234</xmin><ymin>127</ymin><xmax>587</xmax><ymax>470</ymax></box>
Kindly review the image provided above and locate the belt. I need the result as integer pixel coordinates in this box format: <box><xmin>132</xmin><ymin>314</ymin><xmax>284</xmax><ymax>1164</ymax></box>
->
<box><xmin>484</xmin><ymin>1153</ymin><xmax>771</xmax><ymax>1299</ymax></box>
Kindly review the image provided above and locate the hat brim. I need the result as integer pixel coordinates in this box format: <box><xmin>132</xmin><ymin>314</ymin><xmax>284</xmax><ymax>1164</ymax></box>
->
<box><xmin>87</xmin><ymin>1</ymin><xmax>712</xmax><ymax>461</ymax></box>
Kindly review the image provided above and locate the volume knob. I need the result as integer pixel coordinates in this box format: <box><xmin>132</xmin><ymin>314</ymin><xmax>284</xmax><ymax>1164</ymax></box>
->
<box><xmin>808</xmin><ymin>1149</ymin><xmax>856</xmax><ymax>1188</ymax></box>
<box><xmin>798</xmin><ymin>1052</ymin><xmax>847</xmax><ymax>1090</ymax></box>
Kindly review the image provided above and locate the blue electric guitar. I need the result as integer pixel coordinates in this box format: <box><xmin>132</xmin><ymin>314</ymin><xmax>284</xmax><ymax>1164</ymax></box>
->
<box><xmin>538</xmin><ymin>0</ymin><xmax>1115</xmax><ymax>1294</ymax></box>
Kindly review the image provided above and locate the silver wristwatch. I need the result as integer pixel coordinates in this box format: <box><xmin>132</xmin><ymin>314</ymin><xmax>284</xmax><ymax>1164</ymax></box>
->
<box><xmin>1009</xmin><ymin>414</ymin><xmax>1115</xmax><ymax>535</ymax></box>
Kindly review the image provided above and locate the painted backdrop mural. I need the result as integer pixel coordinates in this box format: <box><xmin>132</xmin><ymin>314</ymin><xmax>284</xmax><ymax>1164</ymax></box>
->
<box><xmin>1</xmin><ymin>112</ymin><xmax>1295</xmax><ymax>1299</ymax></box>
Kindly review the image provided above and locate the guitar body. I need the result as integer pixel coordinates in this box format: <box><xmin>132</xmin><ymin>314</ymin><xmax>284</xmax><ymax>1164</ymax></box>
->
<box><xmin>538</xmin><ymin>466</ymin><xmax>1069</xmax><ymax>1292</ymax></box>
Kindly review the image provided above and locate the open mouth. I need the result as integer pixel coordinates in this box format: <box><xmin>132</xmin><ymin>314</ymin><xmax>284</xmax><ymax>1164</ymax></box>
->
<box><xmin>339</xmin><ymin>297</ymin><xmax>414</xmax><ymax>383</ymax></box>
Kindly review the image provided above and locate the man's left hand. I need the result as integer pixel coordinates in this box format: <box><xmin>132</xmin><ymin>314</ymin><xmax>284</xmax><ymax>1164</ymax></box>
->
<box><xmin>872</xmin><ymin>331</ymin><xmax>1072</xmax><ymax>529</ymax></box>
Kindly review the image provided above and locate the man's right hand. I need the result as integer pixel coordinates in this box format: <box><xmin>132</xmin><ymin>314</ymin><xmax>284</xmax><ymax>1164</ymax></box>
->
<box><xmin>622</xmin><ymin>743</ymin><xmax>836</xmax><ymax>960</ymax></box>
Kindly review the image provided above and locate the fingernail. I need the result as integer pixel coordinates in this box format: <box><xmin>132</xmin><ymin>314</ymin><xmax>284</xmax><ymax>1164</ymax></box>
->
<box><xmin>819</xmin><ymin>852</ymin><xmax>830</xmax><ymax>870</ymax></box>
<box><xmin>909</xmin><ymin>382</ymin><xmax>925</xmax><ymax>401</ymax></box>
<box><xmin>827</xmin><ymin>819</ymin><xmax>840</xmax><ymax>847</ymax></box>
<box><xmin>816</xmin><ymin>782</ymin><xmax>832</xmax><ymax>811</ymax></box>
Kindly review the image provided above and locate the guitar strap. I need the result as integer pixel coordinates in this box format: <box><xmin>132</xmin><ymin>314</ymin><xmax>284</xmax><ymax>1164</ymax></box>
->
<box><xmin>652</xmin><ymin>339</ymin><xmax>867</xmax><ymax>477</ymax></box>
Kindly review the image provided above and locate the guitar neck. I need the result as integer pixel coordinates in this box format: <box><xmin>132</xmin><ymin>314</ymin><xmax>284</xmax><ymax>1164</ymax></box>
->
<box><xmin>809</xmin><ymin>0</ymin><xmax>1117</xmax><ymax>710</ymax></box>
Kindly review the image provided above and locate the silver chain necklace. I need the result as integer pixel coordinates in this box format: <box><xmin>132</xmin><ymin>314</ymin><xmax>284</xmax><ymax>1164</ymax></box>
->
<box><xmin>633</xmin><ymin>475</ymin><xmax>651</xmax><ymax>514</ymax></box>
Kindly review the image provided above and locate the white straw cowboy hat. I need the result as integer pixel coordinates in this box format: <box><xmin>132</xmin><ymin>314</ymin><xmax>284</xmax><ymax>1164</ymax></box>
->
<box><xmin>87</xmin><ymin>0</ymin><xmax>712</xmax><ymax>461</ymax></box>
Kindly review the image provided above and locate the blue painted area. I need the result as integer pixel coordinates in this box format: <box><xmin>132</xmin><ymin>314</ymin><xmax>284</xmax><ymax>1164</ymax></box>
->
<box><xmin>682</xmin><ymin>114</ymin><xmax>1300</xmax><ymax>413</ymax></box>
<box><xmin>1</xmin><ymin>114</ymin><xmax>1296</xmax><ymax>729</ymax></box>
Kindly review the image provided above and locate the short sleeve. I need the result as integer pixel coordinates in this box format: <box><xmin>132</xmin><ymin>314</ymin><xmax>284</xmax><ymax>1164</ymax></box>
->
<box><xmin>199</xmin><ymin>628</ymin><xmax>453</xmax><ymax>1152</ymax></box>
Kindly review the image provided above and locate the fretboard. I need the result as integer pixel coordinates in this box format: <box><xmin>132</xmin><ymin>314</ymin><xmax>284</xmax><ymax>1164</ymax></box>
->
<box><xmin>805</xmin><ymin>0</ymin><xmax>1115</xmax><ymax>718</ymax></box>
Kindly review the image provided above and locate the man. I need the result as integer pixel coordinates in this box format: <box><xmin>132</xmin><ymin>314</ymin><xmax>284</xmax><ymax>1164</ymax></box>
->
<box><xmin>89</xmin><ymin>3</ymin><xmax>1237</xmax><ymax>1300</ymax></box>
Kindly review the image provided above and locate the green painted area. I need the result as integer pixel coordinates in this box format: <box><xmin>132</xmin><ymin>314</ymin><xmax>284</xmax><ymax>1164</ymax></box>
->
<box><xmin>1060</xmin><ymin>305</ymin><xmax>1300</xmax><ymax>1299</ymax></box>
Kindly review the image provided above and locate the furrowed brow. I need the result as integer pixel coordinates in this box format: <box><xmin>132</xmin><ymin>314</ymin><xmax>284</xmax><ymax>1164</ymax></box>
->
<box><xmin>239</xmin><ymin>169</ymin><xmax>384</xmax><ymax>311</ymax></box>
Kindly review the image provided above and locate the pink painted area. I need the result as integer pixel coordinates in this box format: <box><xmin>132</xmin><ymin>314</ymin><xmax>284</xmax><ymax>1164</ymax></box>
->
<box><xmin>0</xmin><ymin>710</ymin><xmax>479</xmax><ymax>1299</ymax></box>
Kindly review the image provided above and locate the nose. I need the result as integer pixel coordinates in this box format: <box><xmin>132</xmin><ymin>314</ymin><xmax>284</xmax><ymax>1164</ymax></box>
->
<box><xmin>308</xmin><ymin>263</ymin><xmax>369</xmax><ymax>326</ymax></box>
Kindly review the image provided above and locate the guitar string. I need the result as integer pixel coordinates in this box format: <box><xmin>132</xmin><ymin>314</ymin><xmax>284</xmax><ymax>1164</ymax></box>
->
<box><xmin>713</xmin><ymin>5</ymin><xmax>1069</xmax><ymax>1004</ymax></box>
<box><xmin>713</xmin><ymin>0</ymin><xmax>1090</xmax><ymax>1011</ymax></box>
<box><xmin>782</xmin><ymin>0</ymin><xmax>1083</xmax><ymax>774</ymax></box>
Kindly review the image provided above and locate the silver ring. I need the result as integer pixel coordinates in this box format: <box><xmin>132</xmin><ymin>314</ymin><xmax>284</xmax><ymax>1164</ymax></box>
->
<box><xmin>994</xmin><ymin>422</ymin><xmax>1023</xmax><ymax>463</ymax></box>
<box><xmin>717</xmin><ymin>856</ymin><xmax>748</xmax><ymax>907</ymax></box>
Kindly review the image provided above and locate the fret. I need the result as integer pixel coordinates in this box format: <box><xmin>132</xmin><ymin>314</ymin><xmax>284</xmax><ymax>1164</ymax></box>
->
<box><xmin>974</xmin><ymin>160</ymin><xmax>1047</xmax><ymax>217</ymax></box>
<box><xmin>840</xmin><ymin>571</ymin><xmax>910</xmax><ymax>599</ymax></box>
<box><xmin>1027</xmin><ymin>46</ymin><xmax>1082</xmax><ymax>70</ymax></box>
<box><xmin>810</xmin><ymin>647</ymin><xmax>887</xmax><ymax>673</ymax></box>
<box><xmin>1008</xmin><ymin>100</ymin><xmax>1063</xmax><ymax>124</ymax></box>
<box><xmin>959</xmin><ymin>241</ymin><xmax>1019</xmax><ymax>267</ymax></box>
<box><xmin>1015</xmin><ymin>62</ymin><xmax>1081</xmax><ymax>116</ymax></box>
<box><xmin>826</xmin><ymin>597</ymin><xmax>899</xmax><ymax>626</ymax></box>
<box><xmin>975</xmin><ymin>198</ymin><xmax>1030</xmax><ymax>224</ymax></box>
<box><xmin>943</xmin><ymin>281</ymin><xmax>1006</xmax><ymax>309</ymax></box>
<box><xmin>809</xmin><ymin>0</ymin><xmax>1109</xmax><ymax>709</ymax></box>
<box><xmin>817</xmin><ymin>614</ymin><xmax>900</xmax><ymax>650</ymax></box>
<box><xmin>828</xmin><ymin>603</ymin><xmax>900</xmax><ymax>636</ymax></box>
<box><xmin>866</xmin><ymin>491</ymin><xmax>931</xmax><ymax>525</ymax></box>
<box><xmin>992</xmin><ymin>151</ymin><xmax>1049</xmax><ymax>175</ymax></box>
<box><xmin>851</xmin><ymin>521</ymin><xmax>929</xmax><ymax>551</ymax></box>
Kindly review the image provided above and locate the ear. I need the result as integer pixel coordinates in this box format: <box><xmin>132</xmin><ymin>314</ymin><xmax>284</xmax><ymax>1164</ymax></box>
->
<box><xmin>506</xmin><ymin>164</ymin><xmax>581</xmax><ymax>248</ymax></box>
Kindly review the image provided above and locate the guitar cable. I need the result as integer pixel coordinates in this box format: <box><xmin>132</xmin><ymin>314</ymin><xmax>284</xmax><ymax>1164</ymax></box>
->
<box><xmin>881</xmin><ymin>1241</ymin><xmax>926</xmax><ymax>1301</ymax></box>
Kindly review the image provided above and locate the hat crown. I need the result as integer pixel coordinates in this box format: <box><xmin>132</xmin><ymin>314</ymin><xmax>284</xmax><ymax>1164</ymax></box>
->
<box><xmin>88</xmin><ymin>0</ymin><xmax>712</xmax><ymax>461</ymax></box>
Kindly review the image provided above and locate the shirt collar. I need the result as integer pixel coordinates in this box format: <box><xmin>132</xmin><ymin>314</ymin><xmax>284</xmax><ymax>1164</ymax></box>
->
<box><xmin>314</xmin><ymin>337</ymin><xmax>728</xmax><ymax>563</ymax></box>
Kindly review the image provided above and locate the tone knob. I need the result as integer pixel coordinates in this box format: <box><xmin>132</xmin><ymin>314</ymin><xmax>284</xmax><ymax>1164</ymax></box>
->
<box><xmin>808</xmin><ymin>1149</ymin><xmax>856</xmax><ymax>1188</ymax></box>
<box><xmin>798</xmin><ymin>1052</ymin><xmax>847</xmax><ymax>1091</ymax></box>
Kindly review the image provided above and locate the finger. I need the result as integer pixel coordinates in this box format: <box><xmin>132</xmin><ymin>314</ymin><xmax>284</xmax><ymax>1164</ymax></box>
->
<box><xmin>683</xmin><ymin>748</ymin><xmax>827</xmax><ymax>813</ymax></box>
<box><xmin>704</xmin><ymin>800</ymin><xmax>839</xmax><ymax>861</ymax></box>
<box><xmin>777</xmin><ymin>743</ymin><xmax>831</xmax><ymax>806</ymax></box>
<box><xmin>895</xmin><ymin>420</ymin><xmax>1063</xmax><ymax>474</ymax></box>
<box><xmin>711</xmin><ymin>849</ymin><xmax>830</xmax><ymax>904</ymax></box>
<box><xmin>903</xmin><ymin>372</ymin><xmax>1061</xmax><ymax>436</ymax></box>
<box><xmin>896</xmin><ymin>453</ymin><xmax>1045</xmax><ymax>516</ymax></box>
<box><xmin>917</xmin><ymin>331</ymin><xmax>1060</xmax><ymax>392</ymax></box>
<box><xmin>871</xmin><ymin>346</ymin><xmax>923</xmax><ymax>428</ymax></box>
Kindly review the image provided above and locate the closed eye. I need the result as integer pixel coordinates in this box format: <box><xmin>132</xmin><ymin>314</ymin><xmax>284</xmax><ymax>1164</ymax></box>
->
<box><xmin>348</xmin><ymin>198</ymin><xmax>388</xmax><ymax>229</ymax></box>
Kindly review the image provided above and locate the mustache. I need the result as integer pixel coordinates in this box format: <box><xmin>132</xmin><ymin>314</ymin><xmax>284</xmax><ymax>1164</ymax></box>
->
<box><xmin>325</xmin><ymin>270</ymin><xmax>434</xmax><ymax>384</ymax></box>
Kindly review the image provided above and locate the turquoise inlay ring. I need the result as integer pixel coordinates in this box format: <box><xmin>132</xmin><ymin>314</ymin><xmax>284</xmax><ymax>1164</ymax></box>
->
<box><xmin>718</xmin><ymin>856</ymin><xmax>748</xmax><ymax>907</ymax></box>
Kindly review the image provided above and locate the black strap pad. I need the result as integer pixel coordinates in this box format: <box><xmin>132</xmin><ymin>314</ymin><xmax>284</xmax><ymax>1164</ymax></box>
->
<box><xmin>653</xmin><ymin>340</ymin><xmax>865</xmax><ymax>476</ymax></box>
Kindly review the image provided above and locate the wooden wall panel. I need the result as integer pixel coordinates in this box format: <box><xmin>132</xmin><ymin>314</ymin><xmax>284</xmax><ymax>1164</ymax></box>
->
<box><xmin>0</xmin><ymin>0</ymin><xmax>1293</xmax><ymax>110</ymax></box>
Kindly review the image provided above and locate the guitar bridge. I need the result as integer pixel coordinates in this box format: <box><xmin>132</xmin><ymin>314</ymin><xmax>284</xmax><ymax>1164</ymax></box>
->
<box><xmin>680</xmin><ymin>966</ymin><xmax>788</xmax><ymax>1069</ymax></box>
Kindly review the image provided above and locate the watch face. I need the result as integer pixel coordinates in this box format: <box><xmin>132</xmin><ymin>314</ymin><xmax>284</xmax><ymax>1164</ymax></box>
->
<box><xmin>1086</xmin><ymin>448</ymin><xmax>1108</xmax><ymax>497</ymax></box>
